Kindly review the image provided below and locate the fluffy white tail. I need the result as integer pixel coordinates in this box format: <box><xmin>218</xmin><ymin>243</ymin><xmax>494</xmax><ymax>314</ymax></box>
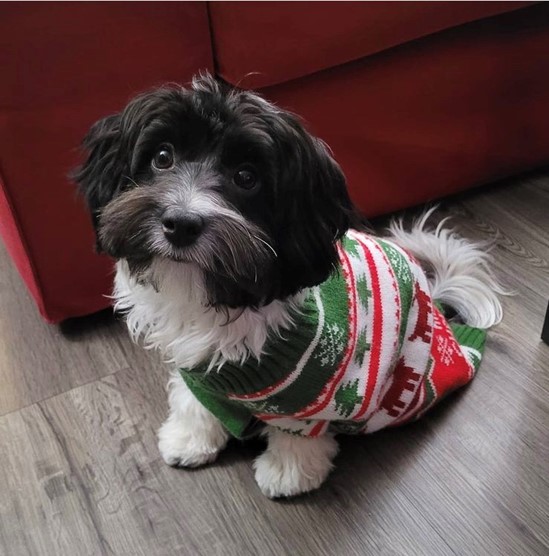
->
<box><xmin>388</xmin><ymin>208</ymin><xmax>504</xmax><ymax>329</ymax></box>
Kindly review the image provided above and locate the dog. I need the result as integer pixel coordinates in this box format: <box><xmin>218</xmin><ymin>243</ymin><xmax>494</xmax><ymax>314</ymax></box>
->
<box><xmin>74</xmin><ymin>72</ymin><xmax>503</xmax><ymax>498</ymax></box>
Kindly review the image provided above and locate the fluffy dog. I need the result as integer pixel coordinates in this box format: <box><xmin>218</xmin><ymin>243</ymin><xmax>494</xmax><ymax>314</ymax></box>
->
<box><xmin>74</xmin><ymin>72</ymin><xmax>503</xmax><ymax>498</ymax></box>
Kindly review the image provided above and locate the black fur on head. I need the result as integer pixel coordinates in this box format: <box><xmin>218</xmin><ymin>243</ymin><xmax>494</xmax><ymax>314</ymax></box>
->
<box><xmin>73</xmin><ymin>72</ymin><xmax>361</xmax><ymax>308</ymax></box>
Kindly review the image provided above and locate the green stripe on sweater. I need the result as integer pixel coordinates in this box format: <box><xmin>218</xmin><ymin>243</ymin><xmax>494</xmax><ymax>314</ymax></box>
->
<box><xmin>183</xmin><ymin>373</ymin><xmax>253</xmax><ymax>438</ymax></box>
<box><xmin>450</xmin><ymin>323</ymin><xmax>486</xmax><ymax>372</ymax></box>
<box><xmin>248</xmin><ymin>271</ymin><xmax>352</xmax><ymax>414</ymax></box>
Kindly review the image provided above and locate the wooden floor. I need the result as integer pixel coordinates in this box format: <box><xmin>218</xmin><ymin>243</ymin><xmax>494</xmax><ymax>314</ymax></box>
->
<box><xmin>1</xmin><ymin>174</ymin><xmax>548</xmax><ymax>556</ymax></box>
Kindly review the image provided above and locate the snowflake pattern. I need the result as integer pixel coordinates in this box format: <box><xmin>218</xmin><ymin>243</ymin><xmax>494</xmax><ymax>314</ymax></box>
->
<box><xmin>436</xmin><ymin>334</ymin><xmax>458</xmax><ymax>365</ymax></box>
<box><xmin>243</xmin><ymin>400</ymin><xmax>266</xmax><ymax>411</ymax></box>
<box><xmin>384</xmin><ymin>243</ymin><xmax>413</xmax><ymax>286</ymax></box>
<box><xmin>315</xmin><ymin>323</ymin><xmax>346</xmax><ymax>367</ymax></box>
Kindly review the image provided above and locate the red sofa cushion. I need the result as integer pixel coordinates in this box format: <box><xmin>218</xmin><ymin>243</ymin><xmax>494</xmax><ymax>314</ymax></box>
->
<box><xmin>210</xmin><ymin>1</ymin><xmax>536</xmax><ymax>89</ymax></box>
<box><xmin>0</xmin><ymin>3</ymin><xmax>213</xmax><ymax>322</ymax></box>
<box><xmin>260</xmin><ymin>3</ymin><xmax>549</xmax><ymax>217</ymax></box>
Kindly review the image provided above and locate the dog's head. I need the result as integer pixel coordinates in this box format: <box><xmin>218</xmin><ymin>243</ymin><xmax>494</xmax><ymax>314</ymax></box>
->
<box><xmin>74</xmin><ymin>72</ymin><xmax>359</xmax><ymax>308</ymax></box>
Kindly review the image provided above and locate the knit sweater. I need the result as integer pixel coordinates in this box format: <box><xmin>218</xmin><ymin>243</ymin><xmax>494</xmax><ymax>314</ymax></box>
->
<box><xmin>181</xmin><ymin>230</ymin><xmax>486</xmax><ymax>438</ymax></box>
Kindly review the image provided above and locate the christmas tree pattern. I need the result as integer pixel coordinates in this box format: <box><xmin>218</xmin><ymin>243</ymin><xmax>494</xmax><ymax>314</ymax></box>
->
<box><xmin>315</xmin><ymin>323</ymin><xmax>346</xmax><ymax>367</ymax></box>
<box><xmin>342</xmin><ymin>237</ymin><xmax>360</xmax><ymax>257</ymax></box>
<box><xmin>334</xmin><ymin>379</ymin><xmax>364</xmax><ymax>418</ymax></box>
<box><xmin>354</xmin><ymin>329</ymin><xmax>371</xmax><ymax>365</ymax></box>
<box><xmin>356</xmin><ymin>275</ymin><xmax>372</xmax><ymax>312</ymax></box>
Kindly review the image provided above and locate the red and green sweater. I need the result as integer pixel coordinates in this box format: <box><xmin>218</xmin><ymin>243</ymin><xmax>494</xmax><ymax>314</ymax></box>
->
<box><xmin>181</xmin><ymin>230</ymin><xmax>486</xmax><ymax>438</ymax></box>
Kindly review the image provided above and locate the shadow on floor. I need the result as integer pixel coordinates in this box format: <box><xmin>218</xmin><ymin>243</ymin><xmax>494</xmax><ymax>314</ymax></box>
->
<box><xmin>59</xmin><ymin>307</ymin><xmax>121</xmax><ymax>339</ymax></box>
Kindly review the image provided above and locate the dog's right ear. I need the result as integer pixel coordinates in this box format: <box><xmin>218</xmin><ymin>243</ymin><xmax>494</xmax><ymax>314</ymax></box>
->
<box><xmin>72</xmin><ymin>113</ymin><xmax>126</xmax><ymax>251</ymax></box>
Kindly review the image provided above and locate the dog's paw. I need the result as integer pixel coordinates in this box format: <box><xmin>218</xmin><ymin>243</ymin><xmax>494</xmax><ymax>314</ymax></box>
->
<box><xmin>157</xmin><ymin>417</ymin><xmax>228</xmax><ymax>468</ymax></box>
<box><xmin>253</xmin><ymin>430</ymin><xmax>339</xmax><ymax>498</ymax></box>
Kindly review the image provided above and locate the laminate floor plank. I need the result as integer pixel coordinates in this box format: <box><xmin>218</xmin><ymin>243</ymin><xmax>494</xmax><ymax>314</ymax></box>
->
<box><xmin>0</xmin><ymin>368</ymin><xmax>454</xmax><ymax>556</ymax></box>
<box><xmin>0</xmin><ymin>241</ymin><xmax>148</xmax><ymax>416</ymax></box>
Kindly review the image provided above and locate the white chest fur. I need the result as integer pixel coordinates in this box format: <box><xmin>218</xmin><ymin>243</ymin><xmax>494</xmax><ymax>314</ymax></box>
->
<box><xmin>112</xmin><ymin>259</ymin><xmax>302</xmax><ymax>370</ymax></box>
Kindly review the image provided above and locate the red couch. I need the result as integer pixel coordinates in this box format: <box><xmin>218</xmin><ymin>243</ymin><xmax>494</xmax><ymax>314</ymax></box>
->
<box><xmin>1</xmin><ymin>2</ymin><xmax>548</xmax><ymax>323</ymax></box>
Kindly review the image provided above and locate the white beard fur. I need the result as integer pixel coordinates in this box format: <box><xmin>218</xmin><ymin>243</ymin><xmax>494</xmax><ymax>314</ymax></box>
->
<box><xmin>113</xmin><ymin>212</ymin><xmax>503</xmax><ymax>497</ymax></box>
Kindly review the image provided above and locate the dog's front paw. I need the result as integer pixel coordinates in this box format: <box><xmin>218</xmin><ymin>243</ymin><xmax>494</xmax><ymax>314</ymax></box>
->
<box><xmin>253</xmin><ymin>429</ymin><xmax>339</xmax><ymax>498</ymax></box>
<box><xmin>158</xmin><ymin>417</ymin><xmax>228</xmax><ymax>468</ymax></box>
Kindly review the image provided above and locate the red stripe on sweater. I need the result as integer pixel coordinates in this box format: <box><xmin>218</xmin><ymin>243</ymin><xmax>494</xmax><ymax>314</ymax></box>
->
<box><xmin>309</xmin><ymin>420</ymin><xmax>328</xmax><ymax>437</ymax></box>
<box><xmin>353</xmin><ymin>238</ymin><xmax>384</xmax><ymax>419</ymax></box>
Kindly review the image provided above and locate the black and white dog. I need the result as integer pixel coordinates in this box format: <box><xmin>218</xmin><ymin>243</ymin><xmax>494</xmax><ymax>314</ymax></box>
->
<box><xmin>75</xmin><ymin>73</ymin><xmax>502</xmax><ymax>497</ymax></box>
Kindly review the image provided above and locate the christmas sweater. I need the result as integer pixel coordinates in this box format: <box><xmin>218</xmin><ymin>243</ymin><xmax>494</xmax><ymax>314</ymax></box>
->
<box><xmin>181</xmin><ymin>230</ymin><xmax>486</xmax><ymax>438</ymax></box>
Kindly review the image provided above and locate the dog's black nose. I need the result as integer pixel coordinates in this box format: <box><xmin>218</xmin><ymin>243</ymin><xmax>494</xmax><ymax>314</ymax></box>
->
<box><xmin>161</xmin><ymin>209</ymin><xmax>204</xmax><ymax>247</ymax></box>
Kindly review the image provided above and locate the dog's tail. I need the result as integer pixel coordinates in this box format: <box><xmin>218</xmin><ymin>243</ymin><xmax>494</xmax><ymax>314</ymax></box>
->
<box><xmin>388</xmin><ymin>208</ymin><xmax>504</xmax><ymax>329</ymax></box>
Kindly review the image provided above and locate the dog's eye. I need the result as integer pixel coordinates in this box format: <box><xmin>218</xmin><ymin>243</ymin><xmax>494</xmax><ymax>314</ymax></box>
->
<box><xmin>233</xmin><ymin>166</ymin><xmax>257</xmax><ymax>189</ymax></box>
<box><xmin>152</xmin><ymin>144</ymin><xmax>174</xmax><ymax>170</ymax></box>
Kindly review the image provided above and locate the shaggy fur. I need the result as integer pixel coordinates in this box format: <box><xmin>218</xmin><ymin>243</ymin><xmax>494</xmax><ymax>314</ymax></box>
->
<box><xmin>388</xmin><ymin>208</ymin><xmax>504</xmax><ymax>329</ymax></box>
<box><xmin>74</xmin><ymin>72</ymin><xmax>502</xmax><ymax>498</ymax></box>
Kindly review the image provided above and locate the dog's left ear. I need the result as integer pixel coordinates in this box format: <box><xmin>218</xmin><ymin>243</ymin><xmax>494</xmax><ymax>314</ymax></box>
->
<box><xmin>72</xmin><ymin>113</ymin><xmax>126</xmax><ymax>251</ymax></box>
<box><xmin>267</xmin><ymin>109</ymin><xmax>360</xmax><ymax>296</ymax></box>
<box><xmin>73</xmin><ymin>87</ymin><xmax>189</xmax><ymax>251</ymax></box>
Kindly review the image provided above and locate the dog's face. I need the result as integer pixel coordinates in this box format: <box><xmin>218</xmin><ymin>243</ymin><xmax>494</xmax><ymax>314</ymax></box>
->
<box><xmin>74</xmin><ymin>73</ymin><xmax>358</xmax><ymax>307</ymax></box>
